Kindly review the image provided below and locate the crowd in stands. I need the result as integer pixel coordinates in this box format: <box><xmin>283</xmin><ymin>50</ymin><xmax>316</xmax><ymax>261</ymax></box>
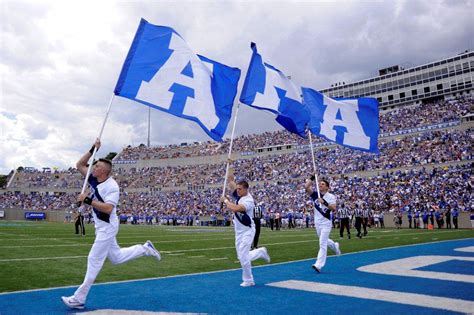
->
<box><xmin>9</xmin><ymin>127</ymin><xmax>471</xmax><ymax>191</ymax></box>
<box><xmin>379</xmin><ymin>97</ymin><xmax>471</xmax><ymax>133</ymax></box>
<box><xmin>2</xmin><ymin>164</ymin><xmax>472</xmax><ymax>228</ymax></box>
<box><xmin>10</xmin><ymin>168</ymin><xmax>83</xmax><ymax>189</ymax></box>
<box><xmin>114</xmin><ymin>96</ymin><xmax>472</xmax><ymax>160</ymax></box>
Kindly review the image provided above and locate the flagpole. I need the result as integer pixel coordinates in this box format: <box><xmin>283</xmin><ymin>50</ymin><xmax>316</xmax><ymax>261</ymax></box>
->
<box><xmin>221</xmin><ymin>103</ymin><xmax>240</xmax><ymax>204</ymax></box>
<box><xmin>79</xmin><ymin>94</ymin><xmax>116</xmax><ymax>196</ymax></box>
<box><xmin>147</xmin><ymin>106</ymin><xmax>151</xmax><ymax>147</ymax></box>
<box><xmin>307</xmin><ymin>128</ymin><xmax>321</xmax><ymax>199</ymax></box>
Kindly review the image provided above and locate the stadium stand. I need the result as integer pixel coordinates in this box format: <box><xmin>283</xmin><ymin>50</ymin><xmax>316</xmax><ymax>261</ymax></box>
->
<box><xmin>1</xmin><ymin>96</ymin><xmax>473</xmax><ymax>227</ymax></box>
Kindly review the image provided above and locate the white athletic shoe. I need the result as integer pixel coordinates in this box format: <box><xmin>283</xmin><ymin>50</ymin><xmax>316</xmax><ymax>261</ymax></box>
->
<box><xmin>261</xmin><ymin>247</ymin><xmax>271</xmax><ymax>263</ymax></box>
<box><xmin>335</xmin><ymin>242</ymin><xmax>341</xmax><ymax>256</ymax></box>
<box><xmin>144</xmin><ymin>240</ymin><xmax>161</xmax><ymax>261</ymax></box>
<box><xmin>240</xmin><ymin>281</ymin><xmax>255</xmax><ymax>287</ymax></box>
<box><xmin>61</xmin><ymin>296</ymin><xmax>84</xmax><ymax>310</ymax></box>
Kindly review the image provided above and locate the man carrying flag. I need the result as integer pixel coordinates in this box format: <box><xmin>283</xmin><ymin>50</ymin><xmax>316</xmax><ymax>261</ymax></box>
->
<box><xmin>305</xmin><ymin>176</ymin><xmax>341</xmax><ymax>273</ymax></box>
<box><xmin>62</xmin><ymin>139</ymin><xmax>161</xmax><ymax>310</ymax></box>
<box><xmin>222</xmin><ymin>169</ymin><xmax>270</xmax><ymax>287</ymax></box>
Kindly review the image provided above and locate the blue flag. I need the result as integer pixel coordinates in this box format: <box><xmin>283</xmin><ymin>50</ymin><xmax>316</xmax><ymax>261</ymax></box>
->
<box><xmin>239</xmin><ymin>43</ymin><xmax>310</xmax><ymax>137</ymax></box>
<box><xmin>302</xmin><ymin>87</ymin><xmax>380</xmax><ymax>153</ymax></box>
<box><xmin>114</xmin><ymin>19</ymin><xmax>241</xmax><ymax>141</ymax></box>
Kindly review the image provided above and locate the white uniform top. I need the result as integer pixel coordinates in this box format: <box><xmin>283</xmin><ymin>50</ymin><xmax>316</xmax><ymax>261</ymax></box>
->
<box><xmin>88</xmin><ymin>175</ymin><xmax>120</xmax><ymax>240</ymax></box>
<box><xmin>311</xmin><ymin>191</ymin><xmax>336</xmax><ymax>226</ymax></box>
<box><xmin>233</xmin><ymin>193</ymin><xmax>255</xmax><ymax>234</ymax></box>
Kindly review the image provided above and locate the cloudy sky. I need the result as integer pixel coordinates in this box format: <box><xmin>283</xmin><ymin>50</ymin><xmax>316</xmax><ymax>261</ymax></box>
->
<box><xmin>1</xmin><ymin>0</ymin><xmax>472</xmax><ymax>174</ymax></box>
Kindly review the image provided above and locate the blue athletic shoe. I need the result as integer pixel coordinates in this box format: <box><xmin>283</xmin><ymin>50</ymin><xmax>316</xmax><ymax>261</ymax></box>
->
<box><xmin>61</xmin><ymin>296</ymin><xmax>84</xmax><ymax>310</ymax></box>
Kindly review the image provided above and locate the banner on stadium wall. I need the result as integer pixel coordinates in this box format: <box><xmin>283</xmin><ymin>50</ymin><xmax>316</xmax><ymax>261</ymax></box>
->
<box><xmin>25</xmin><ymin>212</ymin><xmax>46</xmax><ymax>220</ymax></box>
<box><xmin>0</xmin><ymin>210</ymin><xmax>4</xmax><ymax>218</ymax></box>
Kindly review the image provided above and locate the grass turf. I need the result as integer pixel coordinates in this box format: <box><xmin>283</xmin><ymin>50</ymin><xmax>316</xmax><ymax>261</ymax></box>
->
<box><xmin>0</xmin><ymin>220</ymin><xmax>472</xmax><ymax>293</ymax></box>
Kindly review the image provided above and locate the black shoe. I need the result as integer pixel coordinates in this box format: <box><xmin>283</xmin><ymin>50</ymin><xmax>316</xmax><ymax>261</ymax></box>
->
<box><xmin>311</xmin><ymin>264</ymin><xmax>320</xmax><ymax>273</ymax></box>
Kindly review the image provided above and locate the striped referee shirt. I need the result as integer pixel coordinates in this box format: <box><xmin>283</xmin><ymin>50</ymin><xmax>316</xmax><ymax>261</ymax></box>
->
<box><xmin>362</xmin><ymin>209</ymin><xmax>371</xmax><ymax>218</ymax></box>
<box><xmin>354</xmin><ymin>208</ymin><xmax>364</xmax><ymax>218</ymax></box>
<box><xmin>338</xmin><ymin>208</ymin><xmax>351</xmax><ymax>219</ymax></box>
<box><xmin>253</xmin><ymin>205</ymin><xmax>263</xmax><ymax>219</ymax></box>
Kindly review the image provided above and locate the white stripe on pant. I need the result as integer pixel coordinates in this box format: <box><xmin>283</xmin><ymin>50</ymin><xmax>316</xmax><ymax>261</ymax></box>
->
<box><xmin>235</xmin><ymin>226</ymin><xmax>267</xmax><ymax>283</ymax></box>
<box><xmin>74</xmin><ymin>235</ymin><xmax>148</xmax><ymax>303</ymax></box>
<box><xmin>315</xmin><ymin>223</ymin><xmax>337</xmax><ymax>270</ymax></box>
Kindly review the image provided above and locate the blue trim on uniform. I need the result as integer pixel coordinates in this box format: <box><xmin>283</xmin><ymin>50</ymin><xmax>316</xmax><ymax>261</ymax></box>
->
<box><xmin>232</xmin><ymin>189</ymin><xmax>240</xmax><ymax>203</ymax></box>
<box><xmin>88</xmin><ymin>176</ymin><xmax>111</xmax><ymax>223</ymax></box>
<box><xmin>232</xmin><ymin>189</ymin><xmax>251</xmax><ymax>227</ymax></box>
<box><xmin>310</xmin><ymin>192</ymin><xmax>331</xmax><ymax>220</ymax></box>
<box><xmin>235</xmin><ymin>212</ymin><xmax>252</xmax><ymax>227</ymax></box>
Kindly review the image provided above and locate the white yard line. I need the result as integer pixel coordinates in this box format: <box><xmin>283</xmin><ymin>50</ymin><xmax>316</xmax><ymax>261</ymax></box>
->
<box><xmin>0</xmin><ymin>234</ymin><xmax>315</xmax><ymax>248</ymax></box>
<box><xmin>188</xmin><ymin>255</ymin><xmax>205</xmax><ymax>258</ymax></box>
<box><xmin>209</xmin><ymin>257</ymin><xmax>228</xmax><ymax>261</ymax></box>
<box><xmin>0</xmin><ymin>255</ymin><xmax>87</xmax><ymax>262</ymax></box>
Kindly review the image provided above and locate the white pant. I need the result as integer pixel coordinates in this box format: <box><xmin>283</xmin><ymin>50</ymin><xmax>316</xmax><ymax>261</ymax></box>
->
<box><xmin>314</xmin><ymin>223</ymin><xmax>337</xmax><ymax>270</ymax></box>
<box><xmin>74</xmin><ymin>234</ymin><xmax>148</xmax><ymax>303</ymax></box>
<box><xmin>235</xmin><ymin>227</ymin><xmax>266</xmax><ymax>283</ymax></box>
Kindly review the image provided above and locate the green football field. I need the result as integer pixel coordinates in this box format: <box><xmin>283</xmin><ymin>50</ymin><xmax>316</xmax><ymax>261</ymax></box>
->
<box><xmin>0</xmin><ymin>221</ymin><xmax>472</xmax><ymax>293</ymax></box>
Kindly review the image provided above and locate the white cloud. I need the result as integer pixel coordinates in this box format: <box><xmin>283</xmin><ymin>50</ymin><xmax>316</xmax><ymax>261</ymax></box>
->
<box><xmin>0</xmin><ymin>0</ymin><xmax>472</xmax><ymax>174</ymax></box>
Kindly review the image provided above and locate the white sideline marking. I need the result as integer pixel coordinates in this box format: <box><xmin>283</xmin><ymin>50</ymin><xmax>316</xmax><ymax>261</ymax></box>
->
<box><xmin>0</xmin><ymin>237</ymin><xmax>471</xmax><ymax>295</ymax></box>
<box><xmin>209</xmin><ymin>257</ymin><xmax>227</xmax><ymax>261</ymax></box>
<box><xmin>455</xmin><ymin>246</ymin><xmax>474</xmax><ymax>253</ymax></box>
<box><xmin>267</xmin><ymin>280</ymin><xmax>474</xmax><ymax>313</ymax></box>
<box><xmin>166</xmin><ymin>253</ymin><xmax>184</xmax><ymax>256</ymax></box>
<box><xmin>188</xmin><ymin>256</ymin><xmax>205</xmax><ymax>258</ymax></box>
<box><xmin>357</xmin><ymin>256</ymin><xmax>474</xmax><ymax>283</ymax></box>
<box><xmin>0</xmin><ymin>255</ymin><xmax>87</xmax><ymax>262</ymax></box>
<box><xmin>82</xmin><ymin>309</ymin><xmax>200</xmax><ymax>315</ymax></box>
<box><xmin>0</xmin><ymin>233</ymin><xmax>315</xmax><ymax>247</ymax></box>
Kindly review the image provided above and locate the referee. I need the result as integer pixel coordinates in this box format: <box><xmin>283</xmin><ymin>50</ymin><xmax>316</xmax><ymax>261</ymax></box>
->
<box><xmin>354</xmin><ymin>207</ymin><xmax>364</xmax><ymax>239</ymax></box>
<box><xmin>252</xmin><ymin>203</ymin><xmax>263</xmax><ymax>249</ymax></box>
<box><xmin>75</xmin><ymin>210</ymin><xmax>85</xmax><ymax>236</ymax></box>
<box><xmin>338</xmin><ymin>203</ymin><xmax>351</xmax><ymax>239</ymax></box>
<box><xmin>362</xmin><ymin>207</ymin><xmax>370</xmax><ymax>236</ymax></box>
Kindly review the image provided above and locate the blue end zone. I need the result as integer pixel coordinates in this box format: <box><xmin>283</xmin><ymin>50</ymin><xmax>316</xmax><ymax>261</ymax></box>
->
<box><xmin>0</xmin><ymin>238</ymin><xmax>473</xmax><ymax>314</ymax></box>
<box><xmin>417</xmin><ymin>260</ymin><xmax>474</xmax><ymax>275</ymax></box>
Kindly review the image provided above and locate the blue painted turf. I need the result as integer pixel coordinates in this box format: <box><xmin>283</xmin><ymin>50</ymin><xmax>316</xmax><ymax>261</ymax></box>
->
<box><xmin>417</xmin><ymin>259</ymin><xmax>474</xmax><ymax>275</ymax></box>
<box><xmin>0</xmin><ymin>238</ymin><xmax>473</xmax><ymax>314</ymax></box>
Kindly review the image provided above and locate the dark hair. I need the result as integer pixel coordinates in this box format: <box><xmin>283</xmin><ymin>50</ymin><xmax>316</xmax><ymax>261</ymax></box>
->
<box><xmin>237</xmin><ymin>180</ymin><xmax>249</xmax><ymax>189</ymax></box>
<box><xmin>321</xmin><ymin>179</ymin><xmax>330</xmax><ymax>188</ymax></box>
<box><xmin>98</xmin><ymin>158</ymin><xmax>112</xmax><ymax>167</ymax></box>
<box><xmin>93</xmin><ymin>158</ymin><xmax>112</xmax><ymax>167</ymax></box>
